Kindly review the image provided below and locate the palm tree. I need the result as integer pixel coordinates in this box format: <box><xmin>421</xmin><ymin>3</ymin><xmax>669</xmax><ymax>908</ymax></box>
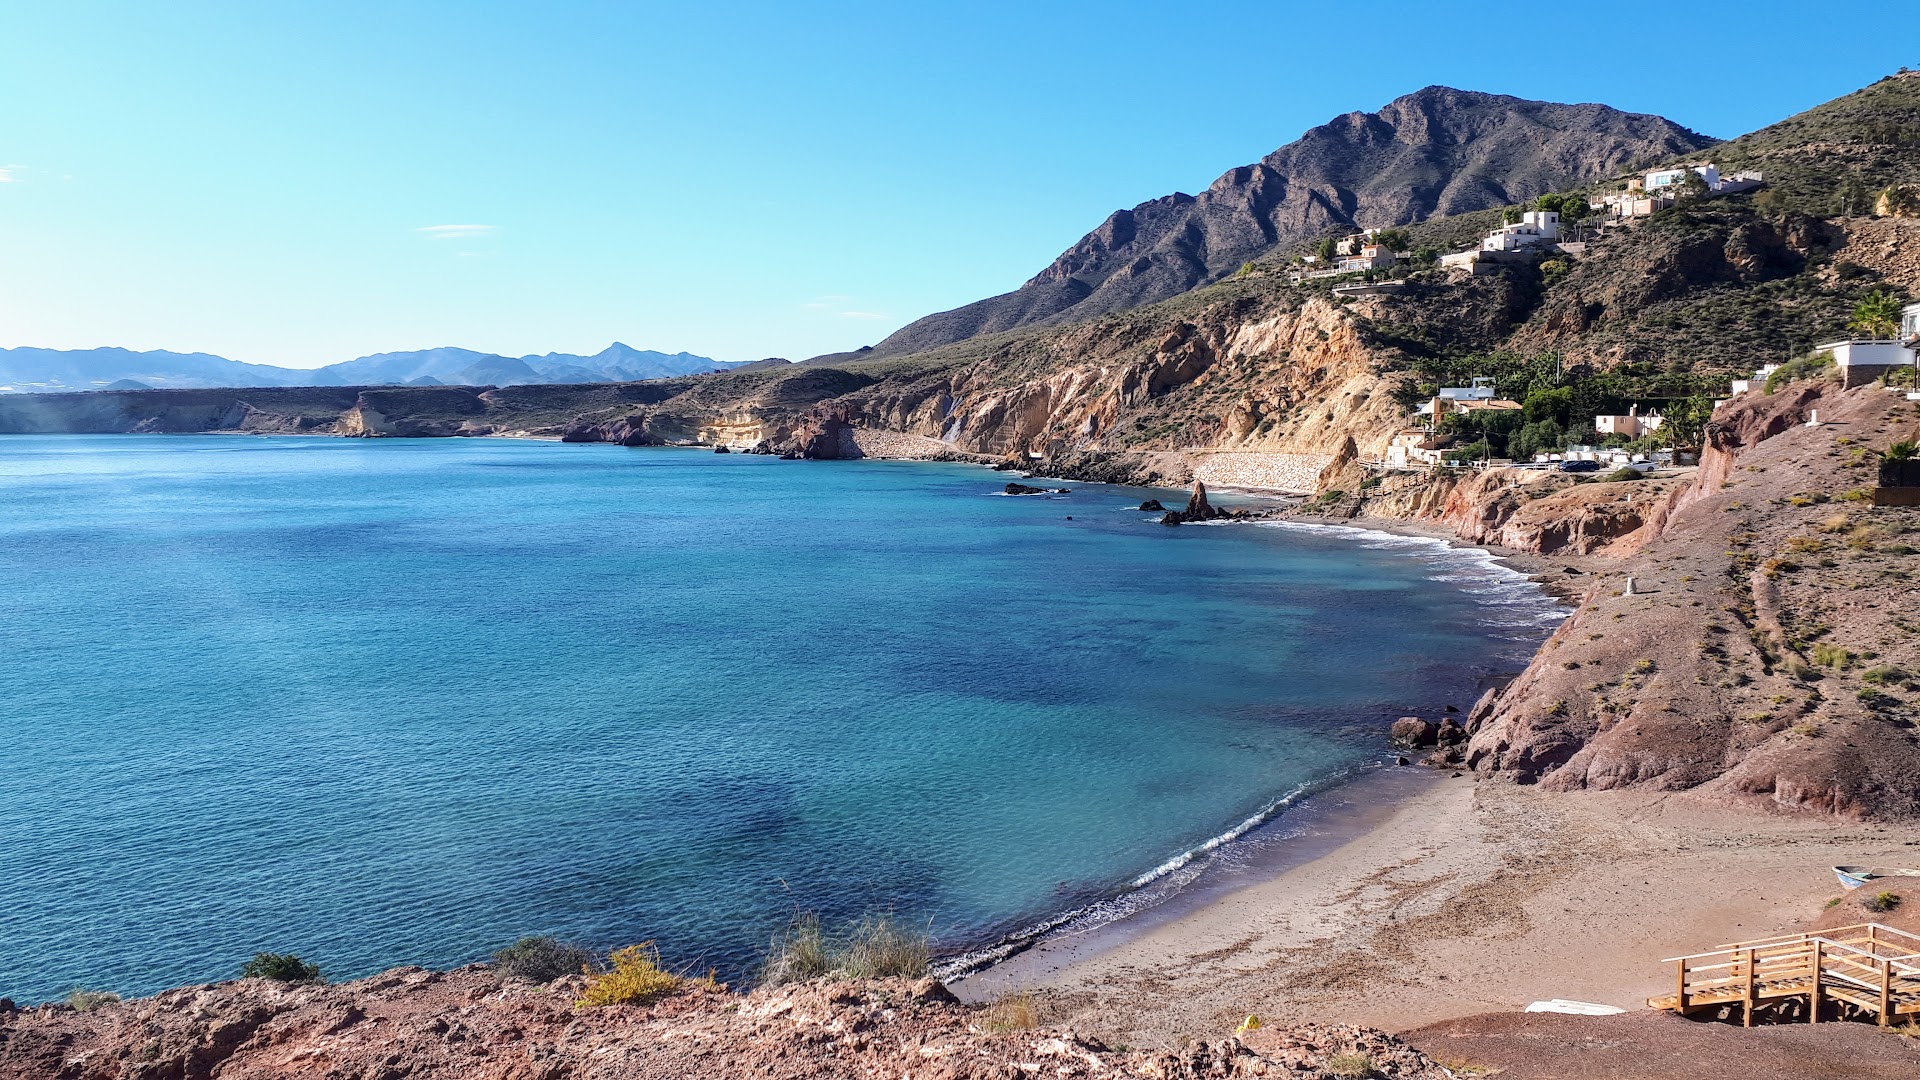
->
<box><xmin>1849</xmin><ymin>289</ymin><xmax>1905</xmax><ymax>340</ymax></box>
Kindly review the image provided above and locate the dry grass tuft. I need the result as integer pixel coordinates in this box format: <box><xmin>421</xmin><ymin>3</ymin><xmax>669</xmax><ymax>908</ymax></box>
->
<box><xmin>762</xmin><ymin>913</ymin><xmax>931</xmax><ymax>986</ymax></box>
<box><xmin>978</xmin><ymin>992</ymin><xmax>1041</xmax><ymax>1034</ymax></box>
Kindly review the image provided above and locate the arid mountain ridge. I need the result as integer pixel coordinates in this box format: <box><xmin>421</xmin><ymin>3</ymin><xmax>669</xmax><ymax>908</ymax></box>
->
<box><xmin>837</xmin><ymin>86</ymin><xmax>1714</xmax><ymax>359</ymax></box>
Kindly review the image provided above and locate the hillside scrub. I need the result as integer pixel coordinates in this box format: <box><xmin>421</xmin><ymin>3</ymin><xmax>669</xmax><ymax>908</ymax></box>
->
<box><xmin>762</xmin><ymin>913</ymin><xmax>931</xmax><ymax>986</ymax></box>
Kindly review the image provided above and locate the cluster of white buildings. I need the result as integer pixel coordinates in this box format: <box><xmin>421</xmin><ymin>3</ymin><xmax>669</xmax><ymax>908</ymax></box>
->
<box><xmin>1594</xmin><ymin>163</ymin><xmax>1764</xmax><ymax>219</ymax></box>
<box><xmin>1439</xmin><ymin>210</ymin><xmax>1585</xmax><ymax>274</ymax></box>
<box><xmin>1380</xmin><ymin>375</ymin><xmax>1682</xmax><ymax>470</ymax></box>
<box><xmin>1293</xmin><ymin>229</ymin><xmax>1400</xmax><ymax>280</ymax></box>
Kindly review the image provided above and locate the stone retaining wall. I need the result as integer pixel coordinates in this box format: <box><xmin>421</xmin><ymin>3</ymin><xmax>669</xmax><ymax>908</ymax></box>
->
<box><xmin>1191</xmin><ymin>451</ymin><xmax>1333</xmax><ymax>495</ymax></box>
<box><xmin>841</xmin><ymin>428</ymin><xmax>989</xmax><ymax>461</ymax></box>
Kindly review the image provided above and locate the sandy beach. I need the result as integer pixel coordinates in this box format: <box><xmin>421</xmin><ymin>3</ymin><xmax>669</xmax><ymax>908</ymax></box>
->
<box><xmin>953</xmin><ymin>769</ymin><xmax>1920</xmax><ymax>1048</ymax></box>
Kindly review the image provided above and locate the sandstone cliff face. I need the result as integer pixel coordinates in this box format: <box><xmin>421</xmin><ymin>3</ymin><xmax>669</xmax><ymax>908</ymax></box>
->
<box><xmin>824</xmin><ymin>297</ymin><xmax>1407</xmax><ymax>464</ymax></box>
<box><xmin>1456</xmin><ymin>382</ymin><xmax>1920</xmax><ymax>818</ymax></box>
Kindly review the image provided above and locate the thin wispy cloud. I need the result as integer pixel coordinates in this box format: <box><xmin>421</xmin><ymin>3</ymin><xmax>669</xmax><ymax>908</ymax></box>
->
<box><xmin>0</xmin><ymin>164</ymin><xmax>26</xmax><ymax>183</ymax></box>
<box><xmin>415</xmin><ymin>224</ymin><xmax>498</xmax><ymax>239</ymax></box>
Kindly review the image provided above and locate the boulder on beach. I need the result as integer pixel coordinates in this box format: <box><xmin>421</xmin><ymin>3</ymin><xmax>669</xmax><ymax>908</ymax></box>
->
<box><xmin>1390</xmin><ymin>717</ymin><xmax>1439</xmax><ymax>749</ymax></box>
<box><xmin>713</xmin><ymin>445</ymin><xmax>732</xmax><ymax>454</ymax></box>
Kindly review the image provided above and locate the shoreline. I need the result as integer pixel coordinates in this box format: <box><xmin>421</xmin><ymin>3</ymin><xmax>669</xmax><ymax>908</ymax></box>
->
<box><xmin>953</xmin><ymin>776</ymin><xmax>1920</xmax><ymax>1044</ymax></box>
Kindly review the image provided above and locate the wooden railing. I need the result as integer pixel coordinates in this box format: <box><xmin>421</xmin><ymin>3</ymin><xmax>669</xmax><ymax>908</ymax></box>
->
<box><xmin>1654</xmin><ymin>923</ymin><xmax>1920</xmax><ymax>1025</ymax></box>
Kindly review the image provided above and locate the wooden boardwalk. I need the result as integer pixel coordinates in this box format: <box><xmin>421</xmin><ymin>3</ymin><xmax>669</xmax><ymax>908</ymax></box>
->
<box><xmin>1650</xmin><ymin>923</ymin><xmax>1920</xmax><ymax>1026</ymax></box>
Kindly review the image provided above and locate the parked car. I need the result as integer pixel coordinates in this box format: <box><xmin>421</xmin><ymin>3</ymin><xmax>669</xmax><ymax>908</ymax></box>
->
<box><xmin>1558</xmin><ymin>460</ymin><xmax>1602</xmax><ymax>473</ymax></box>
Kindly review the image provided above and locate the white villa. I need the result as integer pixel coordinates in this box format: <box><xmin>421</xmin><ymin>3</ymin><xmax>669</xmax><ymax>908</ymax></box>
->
<box><xmin>1480</xmin><ymin>210</ymin><xmax>1560</xmax><ymax>252</ymax></box>
<box><xmin>1821</xmin><ymin>340</ymin><xmax>1916</xmax><ymax>388</ymax></box>
<box><xmin>1594</xmin><ymin>405</ymin><xmax>1664</xmax><ymax>439</ymax></box>
<box><xmin>1440</xmin><ymin>211</ymin><xmax>1581</xmax><ymax>274</ymax></box>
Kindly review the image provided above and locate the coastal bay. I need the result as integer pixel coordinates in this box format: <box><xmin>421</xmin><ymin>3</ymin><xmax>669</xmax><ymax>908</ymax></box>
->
<box><xmin>0</xmin><ymin>435</ymin><xmax>1561</xmax><ymax>1005</ymax></box>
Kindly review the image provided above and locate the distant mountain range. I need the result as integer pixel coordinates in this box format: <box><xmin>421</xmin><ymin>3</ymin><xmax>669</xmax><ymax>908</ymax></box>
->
<box><xmin>0</xmin><ymin>343</ymin><xmax>750</xmax><ymax>393</ymax></box>
<box><xmin>834</xmin><ymin>86</ymin><xmax>1714</xmax><ymax>360</ymax></box>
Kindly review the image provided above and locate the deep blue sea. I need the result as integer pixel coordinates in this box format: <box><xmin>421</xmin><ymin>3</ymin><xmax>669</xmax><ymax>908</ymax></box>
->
<box><xmin>0</xmin><ymin>435</ymin><xmax>1562</xmax><ymax>1002</ymax></box>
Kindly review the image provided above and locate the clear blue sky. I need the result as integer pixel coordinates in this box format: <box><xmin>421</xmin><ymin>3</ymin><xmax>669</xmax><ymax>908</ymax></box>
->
<box><xmin>1</xmin><ymin>2</ymin><xmax>1911</xmax><ymax>367</ymax></box>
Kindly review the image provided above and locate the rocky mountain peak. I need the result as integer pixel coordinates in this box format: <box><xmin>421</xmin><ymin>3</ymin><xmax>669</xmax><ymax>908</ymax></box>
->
<box><xmin>854</xmin><ymin>87</ymin><xmax>1711</xmax><ymax>361</ymax></box>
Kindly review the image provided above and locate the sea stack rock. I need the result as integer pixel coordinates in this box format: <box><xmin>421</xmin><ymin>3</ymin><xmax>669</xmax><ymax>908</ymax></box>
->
<box><xmin>713</xmin><ymin>445</ymin><xmax>732</xmax><ymax>454</ymax></box>
<box><xmin>1184</xmin><ymin>481</ymin><xmax>1221</xmax><ymax>521</ymax></box>
<box><xmin>1005</xmin><ymin>482</ymin><xmax>1050</xmax><ymax>495</ymax></box>
<box><xmin>1139</xmin><ymin>499</ymin><xmax>1165</xmax><ymax>512</ymax></box>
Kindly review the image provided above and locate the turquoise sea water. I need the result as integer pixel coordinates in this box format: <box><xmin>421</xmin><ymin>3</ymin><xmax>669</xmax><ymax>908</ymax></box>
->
<box><xmin>0</xmin><ymin>435</ymin><xmax>1562</xmax><ymax>1002</ymax></box>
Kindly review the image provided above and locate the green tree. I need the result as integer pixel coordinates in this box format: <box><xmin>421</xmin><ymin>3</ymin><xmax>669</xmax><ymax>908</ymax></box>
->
<box><xmin>1372</xmin><ymin>228</ymin><xmax>1411</xmax><ymax>253</ymax></box>
<box><xmin>1849</xmin><ymin>288</ymin><xmax>1905</xmax><ymax>339</ymax></box>
<box><xmin>1502</xmin><ymin>207</ymin><xmax>1524</xmax><ymax>225</ymax></box>
<box><xmin>1558</xmin><ymin>194</ymin><xmax>1591</xmax><ymax>222</ymax></box>
<box><xmin>1534</xmin><ymin>193</ymin><xmax>1564</xmax><ymax>214</ymax></box>
<box><xmin>1509</xmin><ymin>419</ymin><xmax>1568</xmax><ymax>462</ymax></box>
<box><xmin>1677</xmin><ymin>169</ymin><xmax>1711</xmax><ymax>202</ymax></box>
<box><xmin>1316</xmin><ymin>236</ymin><xmax>1337</xmax><ymax>263</ymax></box>
<box><xmin>1522</xmin><ymin>386</ymin><xmax>1574</xmax><ymax>425</ymax></box>
<box><xmin>1658</xmin><ymin>396</ymin><xmax>1713</xmax><ymax>451</ymax></box>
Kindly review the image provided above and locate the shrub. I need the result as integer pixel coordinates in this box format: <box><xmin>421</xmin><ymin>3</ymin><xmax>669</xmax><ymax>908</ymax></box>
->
<box><xmin>1443</xmin><ymin>440</ymin><xmax>1492</xmax><ymax>463</ymax></box>
<box><xmin>842</xmin><ymin>916</ymin><xmax>931</xmax><ymax>979</ymax></box>
<box><xmin>240</xmin><ymin>953</ymin><xmax>323</xmax><ymax>983</ymax></box>
<box><xmin>493</xmin><ymin>936</ymin><xmax>596</xmax><ymax>984</ymax></box>
<box><xmin>65</xmin><ymin>989</ymin><xmax>120</xmax><ymax>1012</ymax></box>
<box><xmin>1888</xmin><ymin>439</ymin><xmax>1919</xmax><ymax>462</ymax></box>
<box><xmin>1811</xmin><ymin>643</ymin><xmax>1855</xmax><ymax>669</ymax></box>
<box><xmin>1863</xmin><ymin>665</ymin><xmax>1910</xmax><ymax>686</ymax></box>
<box><xmin>978</xmin><ymin>992</ymin><xmax>1040</xmax><ymax>1034</ymax></box>
<box><xmin>1765</xmin><ymin>350</ymin><xmax>1834</xmax><ymax>393</ymax></box>
<box><xmin>575</xmin><ymin>943</ymin><xmax>690</xmax><ymax>1008</ymax></box>
<box><xmin>761</xmin><ymin>912</ymin><xmax>931</xmax><ymax>986</ymax></box>
<box><xmin>1865</xmin><ymin>891</ymin><xmax>1902</xmax><ymax>914</ymax></box>
<box><xmin>1603</xmin><ymin>467</ymin><xmax>1641</xmax><ymax>482</ymax></box>
<box><xmin>763</xmin><ymin>913</ymin><xmax>833</xmax><ymax>985</ymax></box>
<box><xmin>1326</xmin><ymin>1052</ymin><xmax>1377</xmax><ymax>1078</ymax></box>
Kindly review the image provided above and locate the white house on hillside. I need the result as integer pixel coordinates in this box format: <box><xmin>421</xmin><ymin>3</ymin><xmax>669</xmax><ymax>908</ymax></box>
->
<box><xmin>1481</xmin><ymin>210</ymin><xmax>1560</xmax><ymax>252</ymax></box>
<box><xmin>1643</xmin><ymin>164</ymin><xmax>1719</xmax><ymax>190</ymax></box>
<box><xmin>1594</xmin><ymin>405</ymin><xmax>1664</xmax><ymax>439</ymax></box>
<box><xmin>1820</xmin><ymin>340</ymin><xmax>1916</xmax><ymax>388</ymax></box>
<box><xmin>1901</xmin><ymin>301</ymin><xmax>1920</xmax><ymax>343</ymax></box>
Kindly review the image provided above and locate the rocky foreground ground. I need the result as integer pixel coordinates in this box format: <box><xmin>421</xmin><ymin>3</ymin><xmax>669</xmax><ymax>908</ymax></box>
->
<box><xmin>0</xmin><ymin>971</ymin><xmax>1452</xmax><ymax>1079</ymax></box>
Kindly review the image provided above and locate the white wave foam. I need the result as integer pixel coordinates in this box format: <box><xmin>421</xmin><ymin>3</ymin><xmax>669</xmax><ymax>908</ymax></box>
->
<box><xmin>1255</xmin><ymin>520</ymin><xmax>1568</xmax><ymax>631</ymax></box>
<box><xmin>932</xmin><ymin>771</ymin><xmax>1355</xmax><ymax>980</ymax></box>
